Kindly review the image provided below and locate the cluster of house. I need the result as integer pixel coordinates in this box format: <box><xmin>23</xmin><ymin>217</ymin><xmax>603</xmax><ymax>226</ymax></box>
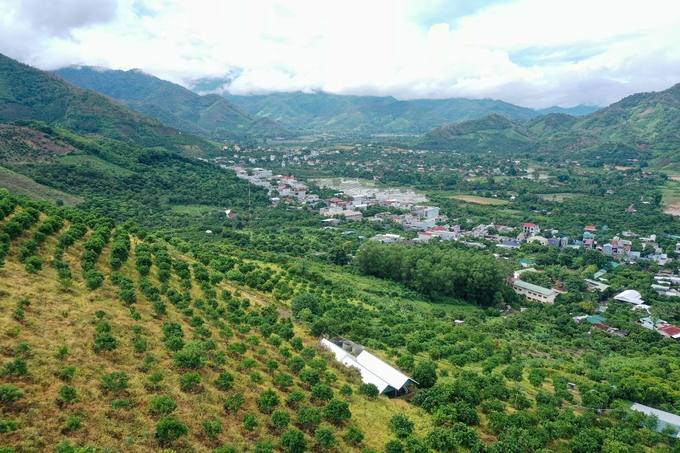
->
<box><xmin>319</xmin><ymin>195</ymin><xmax>444</xmax><ymax>229</ymax></box>
<box><xmin>229</xmin><ymin>167</ymin><xmax>326</xmax><ymax>206</ymax></box>
<box><xmin>571</xmin><ymin>290</ymin><xmax>680</xmax><ymax>341</ymax></box>
<box><xmin>573</xmin><ymin>314</ymin><xmax>628</xmax><ymax>338</ymax></box>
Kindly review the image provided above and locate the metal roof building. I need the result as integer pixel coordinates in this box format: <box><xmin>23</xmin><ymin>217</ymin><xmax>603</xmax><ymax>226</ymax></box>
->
<box><xmin>631</xmin><ymin>403</ymin><xmax>680</xmax><ymax>436</ymax></box>
<box><xmin>320</xmin><ymin>339</ymin><xmax>417</xmax><ymax>396</ymax></box>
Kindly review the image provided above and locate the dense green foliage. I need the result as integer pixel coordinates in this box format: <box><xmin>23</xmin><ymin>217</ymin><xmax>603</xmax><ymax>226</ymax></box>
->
<box><xmin>354</xmin><ymin>241</ymin><xmax>508</xmax><ymax>305</ymax></box>
<box><xmin>53</xmin><ymin>66</ymin><xmax>292</xmax><ymax>141</ymax></box>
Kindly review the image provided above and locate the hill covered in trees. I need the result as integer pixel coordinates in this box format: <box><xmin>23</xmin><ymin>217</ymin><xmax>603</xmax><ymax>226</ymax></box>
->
<box><xmin>0</xmin><ymin>121</ymin><xmax>269</xmax><ymax>228</ymax></box>
<box><xmin>52</xmin><ymin>67</ymin><xmax>292</xmax><ymax>141</ymax></box>
<box><xmin>219</xmin><ymin>91</ymin><xmax>596</xmax><ymax>136</ymax></box>
<box><xmin>0</xmin><ymin>54</ymin><xmax>220</xmax><ymax>157</ymax></box>
<box><xmin>415</xmin><ymin>82</ymin><xmax>680</xmax><ymax>170</ymax></box>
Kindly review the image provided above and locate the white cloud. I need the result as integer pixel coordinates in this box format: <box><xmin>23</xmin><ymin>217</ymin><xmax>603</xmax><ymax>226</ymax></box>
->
<box><xmin>1</xmin><ymin>0</ymin><xmax>680</xmax><ymax>108</ymax></box>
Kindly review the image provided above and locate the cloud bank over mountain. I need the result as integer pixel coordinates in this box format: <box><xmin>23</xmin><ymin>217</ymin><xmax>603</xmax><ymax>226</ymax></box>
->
<box><xmin>1</xmin><ymin>0</ymin><xmax>680</xmax><ymax>108</ymax></box>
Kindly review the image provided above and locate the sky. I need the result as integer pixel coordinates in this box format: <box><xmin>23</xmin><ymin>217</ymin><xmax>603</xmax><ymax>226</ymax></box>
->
<box><xmin>1</xmin><ymin>0</ymin><xmax>680</xmax><ymax>108</ymax></box>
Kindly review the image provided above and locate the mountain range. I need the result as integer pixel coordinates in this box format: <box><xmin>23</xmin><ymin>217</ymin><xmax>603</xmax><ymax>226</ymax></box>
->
<box><xmin>0</xmin><ymin>54</ymin><xmax>223</xmax><ymax>157</ymax></box>
<box><xmin>220</xmin><ymin>91</ymin><xmax>599</xmax><ymax>135</ymax></box>
<box><xmin>51</xmin><ymin>66</ymin><xmax>292</xmax><ymax>141</ymax></box>
<box><xmin>51</xmin><ymin>67</ymin><xmax>599</xmax><ymax>137</ymax></box>
<box><xmin>414</xmin><ymin>82</ymin><xmax>680</xmax><ymax>169</ymax></box>
<box><xmin>3</xmin><ymin>52</ymin><xmax>680</xmax><ymax>175</ymax></box>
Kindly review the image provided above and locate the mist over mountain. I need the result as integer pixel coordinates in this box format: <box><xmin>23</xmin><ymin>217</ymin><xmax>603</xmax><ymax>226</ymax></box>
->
<box><xmin>52</xmin><ymin>66</ymin><xmax>292</xmax><ymax>141</ymax></box>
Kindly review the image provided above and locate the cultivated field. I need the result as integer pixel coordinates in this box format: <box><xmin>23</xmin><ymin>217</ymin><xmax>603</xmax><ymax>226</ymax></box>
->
<box><xmin>536</xmin><ymin>193</ymin><xmax>580</xmax><ymax>202</ymax></box>
<box><xmin>451</xmin><ymin>195</ymin><xmax>509</xmax><ymax>205</ymax></box>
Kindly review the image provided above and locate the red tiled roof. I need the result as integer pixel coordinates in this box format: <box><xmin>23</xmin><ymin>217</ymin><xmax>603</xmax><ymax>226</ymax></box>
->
<box><xmin>592</xmin><ymin>322</ymin><xmax>610</xmax><ymax>331</ymax></box>
<box><xmin>523</xmin><ymin>223</ymin><xmax>538</xmax><ymax>227</ymax></box>
<box><xmin>660</xmin><ymin>325</ymin><xmax>680</xmax><ymax>336</ymax></box>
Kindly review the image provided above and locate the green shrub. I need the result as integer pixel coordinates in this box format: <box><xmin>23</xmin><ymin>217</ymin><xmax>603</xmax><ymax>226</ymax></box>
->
<box><xmin>202</xmin><ymin>418</ymin><xmax>222</xmax><ymax>438</ymax></box>
<box><xmin>25</xmin><ymin>256</ymin><xmax>43</xmax><ymax>274</ymax></box>
<box><xmin>133</xmin><ymin>338</ymin><xmax>148</xmax><ymax>354</ymax></box>
<box><xmin>179</xmin><ymin>372</ymin><xmax>201</xmax><ymax>393</ymax></box>
<box><xmin>174</xmin><ymin>342</ymin><xmax>206</xmax><ymax>369</ymax></box>
<box><xmin>344</xmin><ymin>426</ymin><xmax>364</xmax><ymax>445</ymax></box>
<box><xmin>390</xmin><ymin>414</ymin><xmax>414</xmax><ymax>439</ymax></box>
<box><xmin>224</xmin><ymin>393</ymin><xmax>245</xmax><ymax>413</ymax></box>
<box><xmin>315</xmin><ymin>427</ymin><xmax>336</xmax><ymax>450</ymax></box>
<box><xmin>65</xmin><ymin>416</ymin><xmax>82</xmax><ymax>431</ymax></box>
<box><xmin>296</xmin><ymin>406</ymin><xmax>321</xmax><ymax>430</ymax></box>
<box><xmin>322</xmin><ymin>399</ymin><xmax>351</xmax><ymax>424</ymax></box>
<box><xmin>339</xmin><ymin>384</ymin><xmax>353</xmax><ymax>397</ymax></box>
<box><xmin>156</xmin><ymin>416</ymin><xmax>188</xmax><ymax>443</ymax></box>
<box><xmin>279</xmin><ymin>428</ymin><xmax>308</xmax><ymax>453</ymax></box>
<box><xmin>58</xmin><ymin>366</ymin><xmax>76</xmax><ymax>382</ymax></box>
<box><xmin>93</xmin><ymin>333</ymin><xmax>117</xmax><ymax>352</ymax></box>
<box><xmin>311</xmin><ymin>384</ymin><xmax>334</xmax><ymax>402</ymax></box>
<box><xmin>58</xmin><ymin>385</ymin><xmax>78</xmax><ymax>404</ymax></box>
<box><xmin>102</xmin><ymin>372</ymin><xmax>129</xmax><ymax>393</ymax></box>
<box><xmin>270</xmin><ymin>410</ymin><xmax>290</xmax><ymax>431</ymax></box>
<box><xmin>3</xmin><ymin>357</ymin><xmax>28</xmax><ymax>376</ymax></box>
<box><xmin>359</xmin><ymin>383</ymin><xmax>380</xmax><ymax>398</ymax></box>
<box><xmin>257</xmin><ymin>388</ymin><xmax>280</xmax><ymax>413</ymax></box>
<box><xmin>243</xmin><ymin>414</ymin><xmax>258</xmax><ymax>431</ymax></box>
<box><xmin>0</xmin><ymin>385</ymin><xmax>23</xmax><ymax>405</ymax></box>
<box><xmin>150</xmin><ymin>395</ymin><xmax>178</xmax><ymax>416</ymax></box>
<box><xmin>214</xmin><ymin>372</ymin><xmax>234</xmax><ymax>391</ymax></box>
<box><xmin>0</xmin><ymin>418</ymin><xmax>18</xmax><ymax>434</ymax></box>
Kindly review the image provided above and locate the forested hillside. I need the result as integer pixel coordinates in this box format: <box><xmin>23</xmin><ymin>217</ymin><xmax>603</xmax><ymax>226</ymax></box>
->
<box><xmin>52</xmin><ymin>67</ymin><xmax>292</xmax><ymax>141</ymax></box>
<box><xmin>0</xmin><ymin>54</ymin><xmax>219</xmax><ymax>156</ymax></box>
<box><xmin>0</xmin><ymin>121</ymin><xmax>267</xmax><ymax>227</ymax></box>
<box><xmin>415</xmin><ymin>82</ymin><xmax>680</xmax><ymax>170</ymax></box>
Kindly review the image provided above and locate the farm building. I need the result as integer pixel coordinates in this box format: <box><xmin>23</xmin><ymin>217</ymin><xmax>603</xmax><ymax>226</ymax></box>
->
<box><xmin>320</xmin><ymin>338</ymin><xmax>417</xmax><ymax>397</ymax></box>
<box><xmin>631</xmin><ymin>403</ymin><xmax>680</xmax><ymax>437</ymax></box>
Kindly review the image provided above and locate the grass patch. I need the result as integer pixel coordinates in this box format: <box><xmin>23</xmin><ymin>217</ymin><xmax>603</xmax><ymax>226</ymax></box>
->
<box><xmin>59</xmin><ymin>154</ymin><xmax>135</xmax><ymax>177</ymax></box>
<box><xmin>662</xmin><ymin>180</ymin><xmax>680</xmax><ymax>215</ymax></box>
<box><xmin>0</xmin><ymin>166</ymin><xmax>83</xmax><ymax>206</ymax></box>
<box><xmin>536</xmin><ymin>193</ymin><xmax>580</xmax><ymax>202</ymax></box>
<box><xmin>451</xmin><ymin>195</ymin><xmax>509</xmax><ymax>205</ymax></box>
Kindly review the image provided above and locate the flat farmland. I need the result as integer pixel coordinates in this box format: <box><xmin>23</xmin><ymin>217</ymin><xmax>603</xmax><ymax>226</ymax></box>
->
<box><xmin>452</xmin><ymin>195</ymin><xmax>509</xmax><ymax>205</ymax></box>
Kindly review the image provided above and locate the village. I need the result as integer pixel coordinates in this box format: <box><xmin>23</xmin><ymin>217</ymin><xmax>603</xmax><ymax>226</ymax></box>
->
<box><xmin>222</xmin><ymin>162</ymin><xmax>680</xmax><ymax>352</ymax></box>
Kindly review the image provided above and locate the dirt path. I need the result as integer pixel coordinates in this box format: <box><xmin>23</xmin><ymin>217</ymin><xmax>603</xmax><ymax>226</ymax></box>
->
<box><xmin>665</xmin><ymin>202</ymin><xmax>680</xmax><ymax>216</ymax></box>
<box><xmin>241</xmin><ymin>288</ymin><xmax>292</xmax><ymax>318</ymax></box>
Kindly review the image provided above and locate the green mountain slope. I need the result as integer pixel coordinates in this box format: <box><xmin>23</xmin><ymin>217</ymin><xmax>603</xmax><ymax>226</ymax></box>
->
<box><xmin>415</xmin><ymin>82</ymin><xmax>680</xmax><ymax>168</ymax></box>
<box><xmin>413</xmin><ymin>113</ymin><xmax>538</xmax><ymax>153</ymax></box>
<box><xmin>52</xmin><ymin>66</ymin><xmax>292</xmax><ymax>140</ymax></box>
<box><xmin>0</xmin><ymin>121</ymin><xmax>268</xmax><ymax>227</ymax></box>
<box><xmin>220</xmin><ymin>90</ymin><xmax>598</xmax><ymax>135</ymax></box>
<box><xmin>222</xmin><ymin>92</ymin><xmax>448</xmax><ymax>134</ymax></box>
<box><xmin>0</xmin><ymin>54</ymin><xmax>219</xmax><ymax>156</ymax></box>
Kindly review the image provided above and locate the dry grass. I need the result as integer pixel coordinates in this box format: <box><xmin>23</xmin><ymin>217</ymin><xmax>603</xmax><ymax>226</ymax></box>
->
<box><xmin>452</xmin><ymin>195</ymin><xmax>509</xmax><ymax>205</ymax></box>
<box><xmin>0</xmin><ymin>219</ymin><xmax>431</xmax><ymax>452</ymax></box>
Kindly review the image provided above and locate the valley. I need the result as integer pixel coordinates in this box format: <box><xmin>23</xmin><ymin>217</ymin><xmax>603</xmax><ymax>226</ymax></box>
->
<box><xmin>1</xmin><ymin>51</ymin><xmax>680</xmax><ymax>453</ymax></box>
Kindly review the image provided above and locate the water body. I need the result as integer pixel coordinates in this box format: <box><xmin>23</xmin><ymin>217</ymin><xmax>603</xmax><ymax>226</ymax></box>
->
<box><xmin>312</xmin><ymin>177</ymin><xmax>428</xmax><ymax>203</ymax></box>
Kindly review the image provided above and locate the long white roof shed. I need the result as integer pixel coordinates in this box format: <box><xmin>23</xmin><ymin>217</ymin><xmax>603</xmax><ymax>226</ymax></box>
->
<box><xmin>320</xmin><ymin>339</ymin><xmax>417</xmax><ymax>395</ymax></box>
<box><xmin>631</xmin><ymin>403</ymin><xmax>680</xmax><ymax>436</ymax></box>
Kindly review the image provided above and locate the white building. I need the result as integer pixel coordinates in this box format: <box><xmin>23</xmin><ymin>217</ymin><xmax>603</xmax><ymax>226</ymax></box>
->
<box><xmin>320</xmin><ymin>339</ymin><xmax>417</xmax><ymax>396</ymax></box>
<box><xmin>512</xmin><ymin>280</ymin><xmax>558</xmax><ymax>304</ymax></box>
